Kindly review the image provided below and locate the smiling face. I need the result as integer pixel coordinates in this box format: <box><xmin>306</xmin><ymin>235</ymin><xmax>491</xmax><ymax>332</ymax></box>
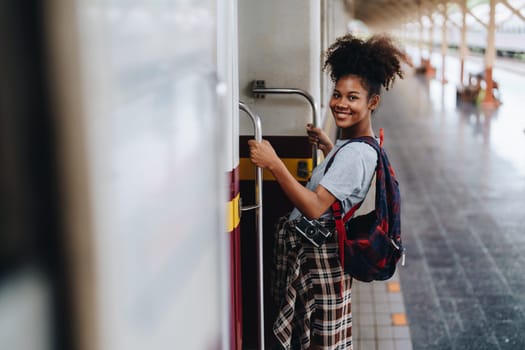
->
<box><xmin>329</xmin><ymin>74</ymin><xmax>380</xmax><ymax>139</ymax></box>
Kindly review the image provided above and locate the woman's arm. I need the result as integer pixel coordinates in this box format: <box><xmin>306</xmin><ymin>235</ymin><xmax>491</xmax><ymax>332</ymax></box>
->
<box><xmin>248</xmin><ymin>139</ymin><xmax>336</xmax><ymax>219</ymax></box>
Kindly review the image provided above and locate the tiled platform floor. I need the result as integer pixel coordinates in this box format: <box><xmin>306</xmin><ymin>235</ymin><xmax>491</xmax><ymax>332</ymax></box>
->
<box><xmin>353</xmin><ymin>271</ymin><xmax>413</xmax><ymax>350</ymax></box>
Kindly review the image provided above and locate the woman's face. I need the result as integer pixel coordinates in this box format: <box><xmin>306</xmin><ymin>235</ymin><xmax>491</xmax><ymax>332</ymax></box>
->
<box><xmin>329</xmin><ymin>75</ymin><xmax>379</xmax><ymax>135</ymax></box>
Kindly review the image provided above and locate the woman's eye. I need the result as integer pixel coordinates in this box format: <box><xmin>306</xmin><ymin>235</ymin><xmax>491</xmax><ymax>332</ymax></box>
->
<box><xmin>332</xmin><ymin>93</ymin><xmax>340</xmax><ymax>98</ymax></box>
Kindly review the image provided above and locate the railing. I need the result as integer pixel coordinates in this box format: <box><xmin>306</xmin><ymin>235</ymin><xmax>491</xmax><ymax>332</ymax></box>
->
<box><xmin>238</xmin><ymin>101</ymin><xmax>265</xmax><ymax>350</ymax></box>
<box><xmin>251</xmin><ymin>80</ymin><xmax>320</xmax><ymax>166</ymax></box>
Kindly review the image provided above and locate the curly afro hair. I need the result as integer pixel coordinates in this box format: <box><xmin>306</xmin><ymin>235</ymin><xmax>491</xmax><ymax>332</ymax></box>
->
<box><xmin>323</xmin><ymin>34</ymin><xmax>407</xmax><ymax>98</ymax></box>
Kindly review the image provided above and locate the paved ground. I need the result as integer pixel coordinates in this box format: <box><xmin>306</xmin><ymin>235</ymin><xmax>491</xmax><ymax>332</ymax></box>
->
<box><xmin>359</xmin><ymin>55</ymin><xmax>525</xmax><ymax>349</ymax></box>
<box><xmin>353</xmin><ymin>272</ymin><xmax>413</xmax><ymax>350</ymax></box>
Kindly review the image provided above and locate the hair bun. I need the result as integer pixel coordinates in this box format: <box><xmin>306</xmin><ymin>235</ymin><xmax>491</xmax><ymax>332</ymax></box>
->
<box><xmin>324</xmin><ymin>34</ymin><xmax>408</xmax><ymax>95</ymax></box>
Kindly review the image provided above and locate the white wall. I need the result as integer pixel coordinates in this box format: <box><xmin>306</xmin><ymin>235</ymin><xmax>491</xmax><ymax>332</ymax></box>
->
<box><xmin>238</xmin><ymin>0</ymin><xmax>322</xmax><ymax>136</ymax></box>
<box><xmin>321</xmin><ymin>0</ymin><xmax>351</xmax><ymax>129</ymax></box>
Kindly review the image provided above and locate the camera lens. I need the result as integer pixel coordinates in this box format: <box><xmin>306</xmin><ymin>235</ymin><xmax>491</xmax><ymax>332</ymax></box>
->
<box><xmin>305</xmin><ymin>226</ymin><xmax>317</xmax><ymax>237</ymax></box>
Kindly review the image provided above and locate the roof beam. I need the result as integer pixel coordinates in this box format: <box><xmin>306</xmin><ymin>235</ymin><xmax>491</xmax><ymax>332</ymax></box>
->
<box><xmin>466</xmin><ymin>8</ymin><xmax>489</xmax><ymax>28</ymax></box>
<box><xmin>352</xmin><ymin>0</ymin><xmax>496</xmax><ymax>31</ymax></box>
<box><xmin>499</xmin><ymin>0</ymin><xmax>525</xmax><ymax>22</ymax></box>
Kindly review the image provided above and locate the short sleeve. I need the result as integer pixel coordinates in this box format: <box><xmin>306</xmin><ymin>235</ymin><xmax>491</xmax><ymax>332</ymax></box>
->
<box><xmin>319</xmin><ymin>142</ymin><xmax>377</xmax><ymax>203</ymax></box>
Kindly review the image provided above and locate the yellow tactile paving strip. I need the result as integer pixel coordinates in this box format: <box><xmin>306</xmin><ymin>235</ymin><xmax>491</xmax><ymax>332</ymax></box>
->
<box><xmin>387</xmin><ymin>281</ymin><xmax>401</xmax><ymax>293</ymax></box>
<box><xmin>392</xmin><ymin>313</ymin><xmax>408</xmax><ymax>326</ymax></box>
<box><xmin>352</xmin><ymin>271</ymin><xmax>413</xmax><ymax>350</ymax></box>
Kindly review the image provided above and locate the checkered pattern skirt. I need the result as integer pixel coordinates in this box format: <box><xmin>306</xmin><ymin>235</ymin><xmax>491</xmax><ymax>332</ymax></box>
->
<box><xmin>271</xmin><ymin>216</ymin><xmax>353</xmax><ymax>350</ymax></box>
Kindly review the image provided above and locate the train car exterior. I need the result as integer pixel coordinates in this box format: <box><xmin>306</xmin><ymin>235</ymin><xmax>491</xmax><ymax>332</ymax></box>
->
<box><xmin>0</xmin><ymin>1</ymin><xmax>364</xmax><ymax>349</ymax></box>
<box><xmin>44</xmin><ymin>1</ymin><xmax>235</xmax><ymax>349</ymax></box>
<box><xmin>0</xmin><ymin>1</ymin><xmax>234</xmax><ymax>349</ymax></box>
<box><xmin>3</xmin><ymin>1</ymin><xmax>521</xmax><ymax>349</ymax></box>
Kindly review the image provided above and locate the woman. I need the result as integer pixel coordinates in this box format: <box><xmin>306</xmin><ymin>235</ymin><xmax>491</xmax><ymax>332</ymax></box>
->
<box><xmin>248</xmin><ymin>34</ymin><xmax>407</xmax><ymax>349</ymax></box>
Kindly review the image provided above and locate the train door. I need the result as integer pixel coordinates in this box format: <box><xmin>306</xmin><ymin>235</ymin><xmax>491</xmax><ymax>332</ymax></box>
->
<box><xmin>235</xmin><ymin>1</ymin><xmax>352</xmax><ymax>348</ymax></box>
<box><xmin>237</xmin><ymin>1</ymin><xmax>321</xmax><ymax>349</ymax></box>
<box><xmin>43</xmin><ymin>1</ymin><xmax>230</xmax><ymax>349</ymax></box>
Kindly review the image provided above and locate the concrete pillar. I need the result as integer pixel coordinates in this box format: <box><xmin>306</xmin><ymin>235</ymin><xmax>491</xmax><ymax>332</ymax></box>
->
<box><xmin>483</xmin><ymin>0</ymin><xmax>498</xmax><ymax>106</ymax></box>
<box><xmin>459</xmin><ymin>0</ymin><xmax>468</xmax><ymax>85</ymax></box>
<box><xmin>428</xmin><ymin>15</ymin><xmax>434</xmax><ymax>58</ymax></box>
<box><xmin>418</xmin><ymin>15</ymin><xmax>424</xmax><ymax>60</ymax></box>
<box><xmin>441</xmin><ymin>1</ymin><xmax>448</xmax><ymax>84</ymax></box>
<box><xmin>426</xmin><ymin>14</ymin><xmax>436</xmax><ymax>78</ymax></box>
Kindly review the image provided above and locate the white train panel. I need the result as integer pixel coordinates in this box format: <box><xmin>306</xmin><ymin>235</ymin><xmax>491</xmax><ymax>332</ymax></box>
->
<box><xmin>45</xmin><ymin>1</ymin><xmax>229</xmax><ymax>349</ymax></box>
<box><xmin>238</xmin><ymin>0</ymin><xmax>322</xmax><ymax>136</ymax></box>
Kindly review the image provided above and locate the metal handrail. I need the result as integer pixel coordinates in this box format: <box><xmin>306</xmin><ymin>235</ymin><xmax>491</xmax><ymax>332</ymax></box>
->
<box><xmin>251</xmin><ymin>80</ymin><xmax>320</xmax><ymax>166</ymax></box>
<box><xmin>238</xmin><ymin>101</ymin><xmax>265</xmax><ymax>350</ymax></box>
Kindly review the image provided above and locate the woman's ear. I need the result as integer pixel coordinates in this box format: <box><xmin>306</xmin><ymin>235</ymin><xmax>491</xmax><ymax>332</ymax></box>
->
<box><xmin>368</xmin><ymin>94</ymin><xmax>380</xmax><ymax>111</ymax></box>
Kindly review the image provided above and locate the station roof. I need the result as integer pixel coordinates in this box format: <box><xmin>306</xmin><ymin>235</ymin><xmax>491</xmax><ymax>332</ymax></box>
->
<box><xmin>347</xmin><ymin>0</ymin><xmax>525</xmax><ymax>31</ymax></box>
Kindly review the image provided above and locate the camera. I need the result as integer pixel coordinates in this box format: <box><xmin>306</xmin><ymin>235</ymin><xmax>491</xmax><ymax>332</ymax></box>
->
<box><xmin>295</xmin><ymin>217</ymin><xmax>333</xmax><ymax>247</ymax></box>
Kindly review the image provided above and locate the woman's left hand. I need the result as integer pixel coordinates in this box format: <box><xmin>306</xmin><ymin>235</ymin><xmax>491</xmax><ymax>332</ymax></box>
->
<box><xmin>306</xmin><ymin>123</ymin><xmax>333</xmax><ymax>155</ymax></box>
<box><xmin>248</xmin><ymin>139</ymin><xmax>279</xmax><ymax>170</ymax></box>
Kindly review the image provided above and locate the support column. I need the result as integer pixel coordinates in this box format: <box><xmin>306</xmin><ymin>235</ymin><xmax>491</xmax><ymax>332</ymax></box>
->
<box><xmin>441</xmin><ymin>1</ymin><xmax>448</xmax><ymax>84</ymax></box>
<box><xmin>483</xmin><ymin>0</ymin><xmax>498</xmax><ymax>106</ymax></box>
<box><xmin>418</xmin><ymin>11</ymin><xmax>425</xmax><ymax>62</ymax></box>
<box><xmin>459</xmin><ymin>0</ymin><xmax>468</xmax><ymax>85</ymax></box>
<box><xmin>427</xmin><ymin>14</ymin><xmax>436</xmax><ymax>78</ymax></box>
<box><xmin>428</xmin><ymin>15</ymin><xmax>434</xmax><ymax>58</ymax></box>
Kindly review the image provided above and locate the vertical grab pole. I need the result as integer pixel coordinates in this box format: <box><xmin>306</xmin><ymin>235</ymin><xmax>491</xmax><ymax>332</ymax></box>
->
<box><xmin>239</xmin><ymin>102</ymin><xmax>264</xmax><ymax>350</ymax></box>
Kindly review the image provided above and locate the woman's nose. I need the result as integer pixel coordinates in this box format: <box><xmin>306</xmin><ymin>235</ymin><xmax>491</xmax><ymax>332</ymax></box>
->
<box><xmin>336</xmin><ymin>101</ymin><xmax>348</xmax><ymax>109</ymax></box>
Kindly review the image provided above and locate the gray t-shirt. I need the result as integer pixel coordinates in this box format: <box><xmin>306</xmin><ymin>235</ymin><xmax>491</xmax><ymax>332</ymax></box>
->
<box><xmin>288</xmin><ymin>139</ymin><xmax>378</xmax><ymax>221</ymax></box>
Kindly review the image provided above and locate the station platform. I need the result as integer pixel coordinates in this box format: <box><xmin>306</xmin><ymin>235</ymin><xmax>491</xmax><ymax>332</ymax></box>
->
<box><xmin>353</xmin><ymin>272</ymin><xmax>412</xmax><ymax>350</ymax></box>
<box><xmin>351</xmin><ymin>53</ymin><xmax>525</xmax><ymax>350</ymax></box>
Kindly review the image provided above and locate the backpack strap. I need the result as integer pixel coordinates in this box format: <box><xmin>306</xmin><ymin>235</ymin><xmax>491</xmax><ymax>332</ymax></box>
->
<box><xmin>332</xmin><ymin>199</ymin><xmax>361</xmax><ymax>284</ymax></box>
<box><xmin>324</xmin><ymin>131</ymin><xmax>383</xmax><ymax>283</ymax></box>
<box><xmin>325</xmin><ymin>134</ymin><xmax>380</xmax><ymax>224</ymax></box>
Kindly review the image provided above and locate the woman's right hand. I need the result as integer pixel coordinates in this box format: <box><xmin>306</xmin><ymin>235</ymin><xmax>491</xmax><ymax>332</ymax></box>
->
<box><xmin>306</xmin><ymin>123</ymin><xmax>333</xmax><ymax>155</ymax></box>
<box><xmin>248</xmin><ymin>139</ymin><xmax>280</xmax><ymax>170</ymax></box>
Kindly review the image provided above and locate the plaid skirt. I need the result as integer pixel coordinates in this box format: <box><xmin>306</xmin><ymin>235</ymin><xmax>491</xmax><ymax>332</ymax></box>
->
<box><xmin>271</xmin><ymin>216</ymin><xmax>353</xmax><ymax>350</ymax></box>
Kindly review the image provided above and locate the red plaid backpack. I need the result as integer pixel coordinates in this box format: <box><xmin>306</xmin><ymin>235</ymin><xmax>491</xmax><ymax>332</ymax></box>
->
<box><xmin>325</xmin><ymin>129</ymin><xmax>404</xmax><ymax>282</ymax></box>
